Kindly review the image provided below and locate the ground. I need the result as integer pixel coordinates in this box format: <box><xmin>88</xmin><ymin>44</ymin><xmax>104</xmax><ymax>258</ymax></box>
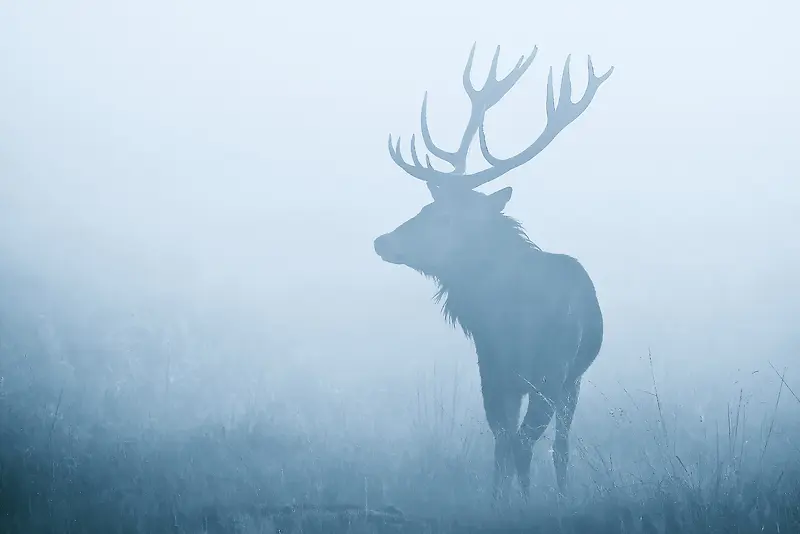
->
<box><xmin>2</xmin><ymin>381</ymin><xmax>799</xmax><ymax>534</ymax></box>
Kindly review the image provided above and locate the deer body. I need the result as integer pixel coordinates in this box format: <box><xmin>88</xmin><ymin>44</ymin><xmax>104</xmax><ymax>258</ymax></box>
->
<box><xmin>444</xmin><ymin>245</ymin><xmax>603</xmax><ymax>497</ymax></box>
<box><xmin>374</xmin><ymin>44</ymin><xmax>612</xmax><ymax>498</ymax></box>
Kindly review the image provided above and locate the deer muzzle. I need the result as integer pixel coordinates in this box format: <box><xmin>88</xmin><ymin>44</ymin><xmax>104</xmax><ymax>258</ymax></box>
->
<box><xmin>373</xmin><ymin>234</ymin><xmax>405</xmax><ymax>265</ymax></box>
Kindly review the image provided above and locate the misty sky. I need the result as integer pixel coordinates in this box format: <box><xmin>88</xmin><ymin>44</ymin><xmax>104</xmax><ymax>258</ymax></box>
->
<box><xmin>1</xmin><ymin>0</ymin><xmax>798</xmax><ymax>419</ymax></box>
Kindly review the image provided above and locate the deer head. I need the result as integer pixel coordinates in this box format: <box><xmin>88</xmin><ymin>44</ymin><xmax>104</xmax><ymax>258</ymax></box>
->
<box><xmin>374</xmin><ymin>43</ymin><xmax>613</xmax><ymax>277</ymax></box>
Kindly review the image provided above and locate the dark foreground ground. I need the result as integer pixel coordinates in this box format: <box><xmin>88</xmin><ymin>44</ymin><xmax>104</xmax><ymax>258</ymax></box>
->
<box><xmin>2</xmin><ymin>395</ymin><xmax>799</xmax><ymax>534</ymax></box>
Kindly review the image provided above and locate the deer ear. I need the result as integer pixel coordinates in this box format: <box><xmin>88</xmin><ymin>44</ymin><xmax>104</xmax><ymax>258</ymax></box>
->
<box><xmin>487</xmin><ymin>187</ymin><xmax>513</xmax><ymax>211</ymax></box>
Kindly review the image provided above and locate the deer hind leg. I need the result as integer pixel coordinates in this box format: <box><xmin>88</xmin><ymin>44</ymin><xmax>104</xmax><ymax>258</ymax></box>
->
<box><xmin>481</xmin><ymin>386</ymin><xmax>522</xmax><ymax>502</ymax></box>
<box><xmin>553</xmin><ymin>378</ymin><xmax>581</xmax><ymax>496</ymax></box>
<box><xmin>514</xmin><ymin>386</ymin><xmax>557</xmax><ymax>499</ymax></box>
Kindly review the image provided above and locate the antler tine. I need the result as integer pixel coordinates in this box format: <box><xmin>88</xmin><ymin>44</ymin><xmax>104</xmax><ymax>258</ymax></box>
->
<box><xmin>481</xmin><ymin>46</ymin><xmax>538</xmax><ymax>107</ymax></box>
<box><xmin>417</xmin><ymin>43</ymin><xmax>491</xmax><ymax>176</ymax></box>
<box><xmin>419</xmin><ymin>92</ymin><xmax>461</xmax><ymax>171</ymax></box>
<box><xmin>389</xmin><ymin>43</ymin><xmax>538</xmax><ymax>183</ymax></box>
<box><xmin>388</xmin><ymin>46</ymin><xmax>612</xmax><ymax>189</ymax></box>
<box><xmin>387</xmin><ymin>134</ymin><xmax>443</xmax><ymax>182</ymax></box>
<box><xmin>462</xmin><ymin>43</ymin><xmax>479</xmax><ymax>98</ymax></box>
<box><xmin>469</xmin><ymin>54</ymin><xmax>614</xmax><ymax>190</ymax></box>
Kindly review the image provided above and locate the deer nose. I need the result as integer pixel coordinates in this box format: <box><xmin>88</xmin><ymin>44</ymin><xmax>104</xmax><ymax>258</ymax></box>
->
<box><xmin>373</xmin><ymin>235</ymin><xmax>390</xmax><ymax>257</ymax></box>
<box><xmin>374</xmin><ymin>234</ymin><xmax>405</xmax><ymax>265</ymax></box>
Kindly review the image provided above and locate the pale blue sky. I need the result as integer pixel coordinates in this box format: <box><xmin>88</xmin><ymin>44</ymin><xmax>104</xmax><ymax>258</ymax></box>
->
<box><xmin>1</xmin><ymin>0</ymin><xmax>798</xmax><ymax>422</ymax></box>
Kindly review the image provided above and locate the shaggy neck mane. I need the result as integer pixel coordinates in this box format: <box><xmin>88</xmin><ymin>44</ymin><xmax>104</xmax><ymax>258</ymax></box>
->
<box><xmin>429</xmin><ymin>214</ymin><xmax>541</xmax><ymax>339</ymax></box>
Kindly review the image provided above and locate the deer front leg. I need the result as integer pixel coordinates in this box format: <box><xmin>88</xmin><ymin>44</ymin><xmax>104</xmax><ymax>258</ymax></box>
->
<box><xmin>481</xmin><ymin>383</ymin><xmax>522</xmax><ymax>502</ymax></box>
<box><xmin>515</xmin><ymin>389</ymin><xmax>557</xmax><ymax>499</ymax></box>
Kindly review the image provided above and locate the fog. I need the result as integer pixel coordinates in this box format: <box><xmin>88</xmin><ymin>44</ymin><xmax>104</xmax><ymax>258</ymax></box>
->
<box><xmin>1</xmin><ymin>0</ymin><xmax>799</xmax><ymax>531</ymax></box>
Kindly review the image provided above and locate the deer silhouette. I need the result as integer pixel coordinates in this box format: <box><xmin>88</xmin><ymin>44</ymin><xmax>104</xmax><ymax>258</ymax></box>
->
<box><xmin>373</xmin><ymin>43</ymin><xmax>613</xmax><ymax>500</ymax></box>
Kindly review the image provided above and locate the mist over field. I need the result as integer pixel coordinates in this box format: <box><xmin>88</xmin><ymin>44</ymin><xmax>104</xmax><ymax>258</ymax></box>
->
<box><xmin>1</xmin><ymin>1</ymin><xmax>799</xmax><ymax>532</ymax></box>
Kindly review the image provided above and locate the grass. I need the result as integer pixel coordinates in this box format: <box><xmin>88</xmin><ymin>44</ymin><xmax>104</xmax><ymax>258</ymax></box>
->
<box><xmin>2</xmin><ymin>358</ymin><xmax>800</xmax><ymax>534</ymax></box>
<box><xmin>1</xmin><ymin>288</ymin><xmax>799</xmax><ymax>533</ymax></box>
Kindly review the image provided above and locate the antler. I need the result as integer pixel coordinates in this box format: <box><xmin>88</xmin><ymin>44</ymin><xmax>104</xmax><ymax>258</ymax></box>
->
<box><xmin>387</xmin><ymin>43</ymin><xmax>614</xmax><ymax>190</ymax></box>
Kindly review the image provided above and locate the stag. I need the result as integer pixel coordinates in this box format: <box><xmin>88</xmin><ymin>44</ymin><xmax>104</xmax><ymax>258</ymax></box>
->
<box><xmin>373</xmin><ymin>44</ymin><xmax>613</xmax><ymax>499</ymax></box>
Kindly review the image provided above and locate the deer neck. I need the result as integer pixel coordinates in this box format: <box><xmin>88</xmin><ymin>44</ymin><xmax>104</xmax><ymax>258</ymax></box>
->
<box><xmin>443</xmin><ymin>226</ymin><xmax>535</xmax><ymax>289</ymax></box>
<box><xmin>435</xmin><ymin>227</ymin><xmax>540</xmax><ymax>335</ymax></box>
